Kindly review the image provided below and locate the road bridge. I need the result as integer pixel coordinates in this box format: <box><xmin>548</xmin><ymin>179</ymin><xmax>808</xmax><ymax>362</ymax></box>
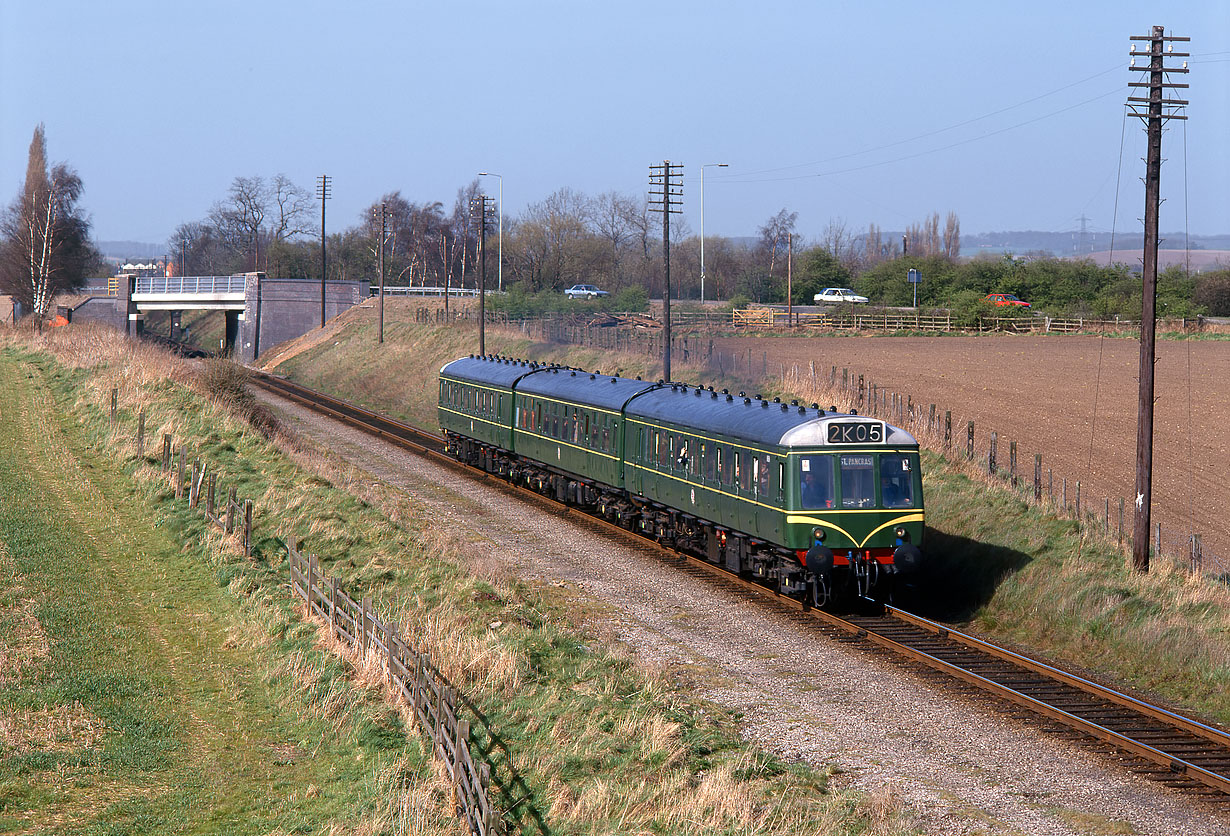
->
<box><xmin>66</xmin><ymin>272</ymin><xmax>362</xmax><ymax>361</ymax></box>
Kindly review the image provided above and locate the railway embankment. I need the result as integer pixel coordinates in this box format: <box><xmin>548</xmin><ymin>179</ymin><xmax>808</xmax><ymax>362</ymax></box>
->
<box><xmin>257</xmin><ymin>299</ymin><xmax>1230</xmax><ymax>731</ymax></box>
<box><xmin>0</xmin><ymin>319</ymin><xmax>920</xmax><ymax>834</ymax></box>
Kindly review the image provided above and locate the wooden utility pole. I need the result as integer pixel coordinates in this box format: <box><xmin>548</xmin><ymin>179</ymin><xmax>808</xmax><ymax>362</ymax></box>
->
<box><xmin>470</xmin><ymin>195</ymin><xmax>495</xmax><ymax>356</ymax></box>
<box><xmin>649</xmin><ymin>161</ymin><xmax>683</xmax><ymax>381</ymax></box>
<box><xmin>316</xmin><ymin>174</ymin><xmax>331</xmax><ymax>328</ymax></box>
<box><xmin>375</xmin><ymin>202</ymin><xmax>390</xmax><ymax>344</ymax></box>
<box><xmin>1127</xmin><ymin>25</ymin><xmax>1188</xmax><ymax>572</ymax></box>
<box><xmin>786</xmin><ymin>233</ymin><xmax>794</xmax><ymax>328</ymax></box>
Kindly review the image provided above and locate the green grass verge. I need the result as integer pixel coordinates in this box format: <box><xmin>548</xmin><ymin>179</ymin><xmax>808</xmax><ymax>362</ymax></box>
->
<box><xmin>0</xmin><ymin>348</ymin><xmax>455</xmax><ymax>835</ymax></box>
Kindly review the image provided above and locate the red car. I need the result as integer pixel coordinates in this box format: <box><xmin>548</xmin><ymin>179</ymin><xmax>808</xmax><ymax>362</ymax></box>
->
<box><xmin>985</xmin><ymin>293</ymin><xmax>1030</xmax><ymax>308</ymax></box>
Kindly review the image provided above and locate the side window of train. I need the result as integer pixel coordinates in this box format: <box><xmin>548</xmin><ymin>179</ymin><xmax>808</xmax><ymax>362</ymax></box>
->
<box><xmin>739</xmin><ymin>451</ymin><xmax>752</xmax><ymax>492</ymax></box>
<box><xmin>716</xmin><ymin>447</ymin><xmax>724</xmax><ymax>484</ymax></box>
<box><xmin>733</xmin><ymin>452</ymin><xmax>742</xmax><ymax>490</ymax></box>
<box><xmin>758</xmin><ymin>454</ymin><xmax>770</xmax><ymax>496</ymax></box>
<box><xmin>535</xmin><ymin>402</ymin><xmax>542</xmax><ymax>432</ymax></box>
<box><xmin>703</xmin><ymin>442</ymin><xmax>713</xmax><ymax>481</ymax></box>
<box><xmin>777</xmin><ymin>460</ymin><xmax>785</xmax><ymax>501</ymax></box>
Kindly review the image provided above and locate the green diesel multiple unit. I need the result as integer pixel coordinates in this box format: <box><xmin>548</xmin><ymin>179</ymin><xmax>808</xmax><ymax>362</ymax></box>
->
<box><xmin>440</xmin><ymin>355</ymin><xmax>924</xmax><ymax>603</ymax></box>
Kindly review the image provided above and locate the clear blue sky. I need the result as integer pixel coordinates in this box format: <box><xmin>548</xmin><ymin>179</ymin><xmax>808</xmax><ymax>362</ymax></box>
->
<box><xmin>2</xmin><ymin>0</ymin><xmax>1227</xmax><ymax>246</ymax></box>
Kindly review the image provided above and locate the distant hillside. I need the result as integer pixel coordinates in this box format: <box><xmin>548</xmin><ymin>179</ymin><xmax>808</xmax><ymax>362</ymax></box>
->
<box><xmin>961</xmin><ymin>230</ymin><xmax>1230</xmax><ymax>258</ymax></box>
<box><xmin>97</xmin><ymin>240</ymin><xmax>162</xmax><ymax>260</ymax></box>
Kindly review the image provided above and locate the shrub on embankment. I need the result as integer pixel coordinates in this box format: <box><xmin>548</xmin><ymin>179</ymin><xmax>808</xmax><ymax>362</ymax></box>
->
<box><xmin>0</xmin><ymin>320</ymin><xmax>919</xmax><ymax>835</ymax></box>
<box><xmin>261</xmin><ymin>307</ymin><xmax>1230</xmax><ymax>729</ymax></box>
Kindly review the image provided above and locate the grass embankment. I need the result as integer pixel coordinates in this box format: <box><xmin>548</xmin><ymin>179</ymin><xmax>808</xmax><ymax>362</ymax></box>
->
<box><xmin>0</xmin><ymin>335</ymin><xmax>458</xmax><ymax>834</ymax></box>
<box><xmin>263</xmin><ymin>303</ymin><xmax>1230</xmax><ymax>729</ymax></box>
<box><xmin>2</xmin><ymin>321</ymin><xmax>916</xmax><ymax>835</ymax></box>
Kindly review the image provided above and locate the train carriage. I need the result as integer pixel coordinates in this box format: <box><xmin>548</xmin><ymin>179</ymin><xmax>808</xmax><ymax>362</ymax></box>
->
<box><xmin>439</xmin><ymin>355</ymin><xmax>924</xmax><ymax>605</ymax></box>
<box><xmin>439</xmin><ymin>356</ymin><xmax>535</xmax><ymax>473</ymax></box>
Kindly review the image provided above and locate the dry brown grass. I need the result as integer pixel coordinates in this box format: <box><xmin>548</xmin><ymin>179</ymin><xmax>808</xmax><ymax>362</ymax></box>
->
<box><xmin>0</xmin><ymin>701</ymin><xmax>107</xmax><ymax>753</ymax></box>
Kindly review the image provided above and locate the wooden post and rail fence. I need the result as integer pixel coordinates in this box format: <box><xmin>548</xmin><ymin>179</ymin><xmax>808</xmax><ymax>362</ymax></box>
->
<box><xmin>119</xmin><ymin>392</ymin><xmax>502</xmax><ymax>835</ymax></box>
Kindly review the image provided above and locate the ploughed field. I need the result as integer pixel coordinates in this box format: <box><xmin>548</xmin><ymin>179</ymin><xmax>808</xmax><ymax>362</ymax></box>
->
<box><xmin>712</xmin><ymin>334</ymin><xmax>1229</xmax><ymax>568</ymax></box>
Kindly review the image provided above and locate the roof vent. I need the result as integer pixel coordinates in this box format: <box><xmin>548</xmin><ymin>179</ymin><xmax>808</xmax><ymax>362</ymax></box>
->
<box><xmin>570</xmin><ymin>371</ymin><xmax>576</xmax><ymax>376</ymax></box>
<box><xmin>830</xmin><ymin>405</ymin><xmax>837</xmax><ymax>412</ymax></box>
<box><xmin>780</xmin><ymin>403</ymin><xmax>788</xmax><ymax>411</ymax></box>
<box><xmin>790</xmin><ymin>400</ymin><xmax>798</xmax><ymax>406</ymax></box>
<box><xmin>722</xmin><ymin>389</ymin><xmax>729</xmax><ymax>395</ymax></box>
<box><xmin>773</xmin><ymin>397</ymin><xmax>781</xmax><ymax>403</ymax></box>
<box><xmin>744</xmin><ymin>398</ymin><xmax>751</xmax><ymax>405</ymax></box>
<box><xmin>761</xmin><ymin>400</ymin><xmax>769</xmax><ymax>409</ymax></box>
<box><xmin>798</xmin><ymin>406</ymin><xmax>806</xmax><ymax>414</ymax></box>
<box><xmin>611</xmin><ymin>377</ymin><xmax>617</xmax><ymax>383</ymax></box>
<box><xmin>851</xmin><ymin>409</ymin><xmax>858</xmax><ymax>415</ymax></box>
<box><xmin>726</xmin><ymin>394</ymin><xmax>733</xmax><ymax>402</ymax></box>
<box><xmin>590</xmin><ymin>374</ymin><xmax>596</xmax><ymax>380</ymax></box>
<box><xmin>711</xmin><ymin>391</ymin><xmax>718</xmax><ymax>399</ymax></box>
<box><xmin>811</xmin><ymin>403</ymin><xmax>819</xmax><ymax>410</ymax></box>
<box><xmin>695</xmin><ymin>388</ymin><xmax>702</xmax><ymax>397</ymax></box>
<box><xmin>738</xmin><ymin>391</ymin><xmax>746</xmax><ymax>398</ymax></box>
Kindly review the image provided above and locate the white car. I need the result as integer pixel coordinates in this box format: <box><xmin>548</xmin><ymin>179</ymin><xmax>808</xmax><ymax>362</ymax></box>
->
<box><xmin>564</xmin><ymin>284</ymin><xmax>610</xmax><ymax>300</ymax></box>
<box><xmin>813</xmin><ymin>287</ymin><xmax>869</xmax><ymax>304</ymax></box>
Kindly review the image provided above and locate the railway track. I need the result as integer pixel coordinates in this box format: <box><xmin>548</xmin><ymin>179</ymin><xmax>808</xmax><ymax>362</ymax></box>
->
<box><xmin>250</xmin><ymin>370</ymin><xmax>1230</xmax><ymax>799</ymax></box>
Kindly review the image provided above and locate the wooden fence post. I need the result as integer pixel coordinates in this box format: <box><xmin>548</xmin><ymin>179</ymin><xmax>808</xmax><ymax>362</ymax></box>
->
<box><xmin>480</xmin><ymin>763</ymin><xmax>492</xmax><ymax>835</ymax></box>
<box><xmin>225</xmin><ymin>487</ymin><xmax>236</xmax><ymax>534</ymax></box>
<box><xmin>928</xmin><ymin>404</ymin><xmax>936</xmax><ymax>435</ymax></box>
<box><xmin>945</xmin><ymin>411</ymin><xmax>951</xmax><ymax>448</ymax></box>
<box><xmin>386</xmin><ymin>621</ymin><xmax>398</xmax><ymax>691</ymax></box>
<box><xmin>287</xmin><ymin>538</ymin><xmax>298</xmax><ymax>593</ymax></box>
<box><xmin>189</xmin><ymin>458</ymin><xmax>200</xmax><ymax>508</ymax></box>
<box><xmin>1075</xmin><ymin>481</ymin><xmax>1081</xmax><ymax>519</ymax></box>
<box><xmin>1118</xmin><ymin>498</ymin><xmax>1124</xmax><ymax>544</ymax></box>
<box><xmin>328</xmin><ymin>576</ymin><xmax>339</xmax><ymax>640</ymax></box>
<box><xmin>243</xmin><ymin>500</ymin><xmax>253</xmax><ymax>557</ymax></box>
<box><xmin>162</xmin><ymin>434</ymin><xmax>171</xmax><ymax>470</ymax></box>
<box><xmin>176</xmin><ymin>446</ymin><xmax>186</xmax><ymax>499</ymax></box>
<box><xmin>857</xmin><ymin>375</ymin><xmax>864</xmax><ymax>406</ymax></box>
<box><xmin>307</xmin><ymin>553</ymin><xmax>317</xmax><ymax>611</ymax></box>
<box><xmin>1155</xmin><ymin>522</ymin><xmax>1162</xmax><ymax>558</ymax></box>
<box><xmin>207</xmin><ymin>473</ymin><xmax>216</xmax><ymax>519</ymax></box>
<box><xmin>1009</xmin><ymin>441</ymin><xmax>1017</xmax><ymax>485</ymax></box>
<box><xmin>361</xmin><ymin>596</ymin><xmax>371</xmax><ymax>657</ymax></box>
<box><xmin>1034</xmin><ymin>454</ymin><xmax>1042</xmax><ymax>501</ymax></box>
<box><xmin>1104</xmin><ymin>497</ymin><xmax>1110</xmax><ymax>533</ymax></box>
<box><xmin>110</xmin><ymin>388</ymin><xmax>117</xmax><ymax>433</ymax></box>
<box><xmin>137</xmin><ymin>411</ymin><xmax>145</xmax><ymax>459</ymax></box>
<box><xmin>966</xmin><ymin>421</ymin><xmax>974</xmax><ymax>461</ymax></box>
<box><xmin>1062</xmin><ymin>477</ymin><xmax>1067</xmax><ymax>512</ymax></box>
<box><xmin>1191</xmin><ymin>534</ymin><xmax>1202</xmax><ymax>573</ymax></box>
<box><xmin>988</xmin><ymin>432</ymin><xmax>997</xmax><ymax>474</ymax></box>
<box><xmin>455</xmin><ymin>717</ymin><xmax>469</xmax><ymax>779</ymax></box>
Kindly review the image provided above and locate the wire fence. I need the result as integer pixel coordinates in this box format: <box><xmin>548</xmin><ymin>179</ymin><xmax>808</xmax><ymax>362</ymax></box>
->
<box><xmin>776</xmin><ymin>364</ymin><xmax>1225</xmax><ymax>582</ymax></box>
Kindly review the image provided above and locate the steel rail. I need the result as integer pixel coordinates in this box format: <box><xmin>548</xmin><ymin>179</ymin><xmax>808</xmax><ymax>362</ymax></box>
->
<box><xmin>248</xmin><ymin>370</ymin><xmax>1230</xmax><ymax>797</ymax></box>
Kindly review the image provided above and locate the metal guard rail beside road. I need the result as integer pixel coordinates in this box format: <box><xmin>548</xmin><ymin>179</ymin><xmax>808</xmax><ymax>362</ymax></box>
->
<box><xmin>289</xmin><ymin>539</ymin><xmax>499</xmax><ymax>836</ymax></box>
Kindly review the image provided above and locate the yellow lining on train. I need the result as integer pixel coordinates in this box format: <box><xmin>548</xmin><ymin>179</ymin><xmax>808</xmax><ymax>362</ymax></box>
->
<box><xmin>787</xmin><ymin>513</ymin><xmax>925</xmax><ymax>548</ymax></box>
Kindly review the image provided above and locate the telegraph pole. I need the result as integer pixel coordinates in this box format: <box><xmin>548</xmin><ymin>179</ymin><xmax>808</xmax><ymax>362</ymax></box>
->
<box><xmin>470</xmin><ymin>194</ymin><xmax>495</xmax><ymax>356</ymax></box>
<box><xmin>649</xmin><ymin>161</ymin><xmax>683</xmax><ymax>381</ymax></box>
<box><xmin>374</xmin><ymin>202</ymin><xmax>391</xmax><ymax>344</ymax></box>
<box><xmin>786</xmin><ymin>232</ymin><xmax>793</xmax><ymax>328</ymax></box>
<box><xmin>1127</xmin><ymin>25</ymin><xmax>1188</xmax><ymax>573</ymax></box>
<box><xmin>316</xmin><ymin>174</ymin><xmax>332</xmax><ymax>328</ymax></box>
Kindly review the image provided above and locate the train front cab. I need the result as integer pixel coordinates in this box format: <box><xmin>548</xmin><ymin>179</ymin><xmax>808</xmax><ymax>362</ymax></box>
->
<box><xmin>787</xmin><ymin>446</ymin><xmax>924</xmax><ymax>600</ymax></box>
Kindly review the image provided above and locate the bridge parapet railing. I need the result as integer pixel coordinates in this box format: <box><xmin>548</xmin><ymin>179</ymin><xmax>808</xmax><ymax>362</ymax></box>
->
<box><xmin>134</xmin><ymin>276</ymin><xmax>248</xmax><ymax>295</ymax></box>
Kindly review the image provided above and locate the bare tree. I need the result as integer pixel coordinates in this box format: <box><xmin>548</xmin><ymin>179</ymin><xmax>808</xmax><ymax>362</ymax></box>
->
<box><xmin>589</xmin><ymin>191</ymin><xmax>637</xmax><ymax>283</ymax></box>
<box><xmin>943</xmin><ymin>211</ymin><xmax>961</xmax><ymax>260</ymax></box>
<box><xmin>758</xmin><ymin>208</ymin><xmax>797</xmax><ymax>276</ymax></box>
<box><xmin>0</xmin><ymin>125</ymin><xmax>94</xmax><ymax>329</ymax></box>
<box><xmin>210</xmin><ymin>176</ymin><xmax>269</xmax><ymax>271</ymax></box>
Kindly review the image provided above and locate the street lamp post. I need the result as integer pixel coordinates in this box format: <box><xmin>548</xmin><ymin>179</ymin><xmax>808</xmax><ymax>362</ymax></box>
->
<box><xmin>478</xmin><ymin>172</ymin><xmax>503</xmax><ymax>292</ymax></box>
<box><xmin>699</xmin><ymin>163</ymin><xmax>728</xmax><ymax>305</ymax></box>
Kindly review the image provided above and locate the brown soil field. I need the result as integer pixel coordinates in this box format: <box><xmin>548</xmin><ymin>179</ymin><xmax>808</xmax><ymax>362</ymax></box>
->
<box><xmin>712</xmin><ymin>333</ymin><xmax>1229</xmax><ymax>570</ymax></box>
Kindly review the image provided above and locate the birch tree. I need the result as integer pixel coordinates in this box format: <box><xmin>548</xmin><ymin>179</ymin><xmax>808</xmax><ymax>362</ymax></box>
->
<box><xmin>0</xmin><ymin>125</ymin><xmax>94</xmax><ymax>330</ymax></box>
